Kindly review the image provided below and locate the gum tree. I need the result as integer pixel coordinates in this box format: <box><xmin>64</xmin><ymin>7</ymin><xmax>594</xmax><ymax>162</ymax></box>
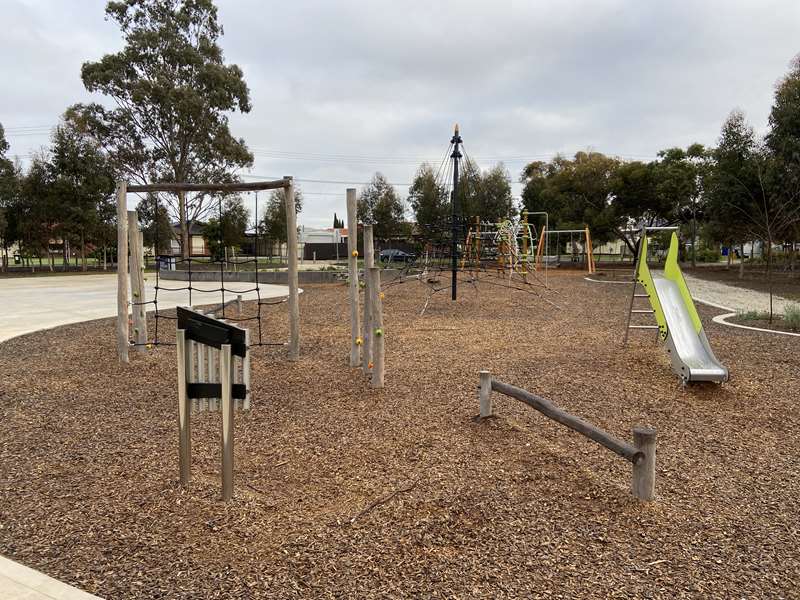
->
<box><xmin>72</xmin><ymin>0</ymin><xmax>253</xmax><ymax>259</ymax></box>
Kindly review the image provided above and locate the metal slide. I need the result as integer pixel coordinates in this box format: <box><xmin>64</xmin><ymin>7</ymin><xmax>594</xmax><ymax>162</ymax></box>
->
<box><xmin>652</xmin><ymin>276</ymin><xmax>729</xmax><ymax>383</ymax></box>
<box><xmin>628</xmin><ymin>230</ymin><xmax>729</xmax><ymax>384</ymax></box>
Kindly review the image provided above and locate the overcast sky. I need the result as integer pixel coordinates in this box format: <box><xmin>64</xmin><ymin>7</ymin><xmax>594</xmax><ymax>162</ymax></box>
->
<box><xmin>2</xmin><ymin>0</ymin><xmax>799</xmax><ymax>228</ymax></box>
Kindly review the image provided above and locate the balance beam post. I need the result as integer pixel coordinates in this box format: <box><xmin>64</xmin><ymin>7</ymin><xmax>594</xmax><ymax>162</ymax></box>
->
<box><xmin>632</xmin><ymin>427</ymin><xmax>657</xmax><ymax>501</ymax></box>
<box><xmin>479</xmin><ymin>370</ymin><xmax>492</xmax><ymax>418</ymax></box>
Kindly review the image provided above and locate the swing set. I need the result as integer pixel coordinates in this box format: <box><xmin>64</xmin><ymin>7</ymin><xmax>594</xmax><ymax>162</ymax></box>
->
<box><xmin>534</xmin><ymin>226</ymin><xmax>596</xmax><ymax>274</ymax></box>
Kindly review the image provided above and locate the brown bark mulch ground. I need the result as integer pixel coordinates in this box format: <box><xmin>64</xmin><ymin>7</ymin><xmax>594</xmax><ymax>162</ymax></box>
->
<box><xmin>1</xmin><ymin>272</ymin><xmax>798</xmax><ymax>598</ymax></box>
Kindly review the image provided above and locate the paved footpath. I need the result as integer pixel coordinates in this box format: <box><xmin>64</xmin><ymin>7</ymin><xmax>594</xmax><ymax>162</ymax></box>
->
<box><xmin>0</xmin><ymin>556</ymin><xmax>101</xmax><ymax>599</ymax></box>
<box><xmin>0</xmin><ymin>273</ymin><xmax>289</xmax><ymax>342</ymax></box>
<box><xmin>681</xmin><ymin>272</ymin><xmax>797</xmax><ymax>313</ymax></box>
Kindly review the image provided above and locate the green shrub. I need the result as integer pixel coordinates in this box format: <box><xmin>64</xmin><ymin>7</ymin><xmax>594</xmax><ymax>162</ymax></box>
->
<box><xmin>785</xmin><ymin>304</ymin><xmax>800</xmax><ymax>331</ymax></box>
<box><xmin>736</xmin><ymin>309</ymin><xmax>771</xmax><ymax>321</ymax></box>
<box><xmin>696</xmin><ymin>247</ymin><xmax>722</xmax><ymax>263</ymax></box>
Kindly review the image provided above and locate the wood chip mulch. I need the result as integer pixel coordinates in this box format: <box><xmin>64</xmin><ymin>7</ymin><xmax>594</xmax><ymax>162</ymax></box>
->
<box><xmin>1</xmin><ymin>272</ymin><xmax>798</xmax><ymax>598</ymax></box>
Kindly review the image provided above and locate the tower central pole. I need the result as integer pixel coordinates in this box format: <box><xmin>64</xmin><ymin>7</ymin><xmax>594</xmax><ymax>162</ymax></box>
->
<box><xmin>450</xmin><ymin>124</ymin><xmax>462</xmax><ymax>301</ymax></box>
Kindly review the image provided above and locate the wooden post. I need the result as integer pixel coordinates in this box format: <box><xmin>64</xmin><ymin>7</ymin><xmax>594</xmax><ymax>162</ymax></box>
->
<box><xmin>346</xmin><ymin>188</ymin><xmax>361</xmax><ymax>367</ymax></box>
<box><xmin>362</xmin><ymin>224</ymin><xmax>375</xmax><ymax>376</ymax></box>
<box><xmin>236</xmin><ymin>294</ymin><xmax>243</xmax><ymax>316</ymax></box>
<box><xmin>284</xmin><ymin>177</ymin><xmax>300</xmax><ymax>361</ymax></box>
<box><xmin>220</xmin><ymin>343</ymin><xmax>234</xmax><ymax>501</ymax></box>
<box><xmin>116</xmin><ymin>181</ymin><xmax>129</xmax><ymax>363</ymax></box>
<box><xmin>127</xmin><ymin>210</ymin><xmax>147</xmax><ymax>352</ymax></box>
<box><xmin>535</xmin><ymin>225</ymin><xmax>546</xmax><ymax>271</ymax></box>
<box><xmin>479</xmin><ymin>370</ymin><xmax>492</xmax><ymax>418</ymax></box>
<box><xmin>176</xmin><ymin>329</ymin><xmax>191</xmax><ymax>488</ymax></box>
<box><xmin>632</xmin><ymin>426</ymin><xmax>657</xmax><ymax>501</ymax></box>
<box><xmin>369</xmin><ymin>266</ymin><xmax>385</xmax><ymax>388</ymax></box>
<box><xmin>521</xmin><ymin>213</ymin><xmax>529</xmax><ymax>280</ymax></box>
<box><xmin>243</xmin><ymin>328</ymin><xmax>251</xmax><ymax>410</ymax></box>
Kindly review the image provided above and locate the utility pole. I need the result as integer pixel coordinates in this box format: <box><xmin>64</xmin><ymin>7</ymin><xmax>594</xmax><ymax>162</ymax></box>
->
<box><xmin>450</xmin><ymin>124</ymin><xmax>462</xmax><ymax>301</ymax></box>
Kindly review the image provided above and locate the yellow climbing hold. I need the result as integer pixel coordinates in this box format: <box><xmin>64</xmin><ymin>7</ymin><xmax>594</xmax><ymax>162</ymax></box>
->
<box><xmin>379</xmin><ymin>292</ymin><xmax>385</xmax><ymax>300</ymax></box>
<box><xmin>374</xmin><ymin>328</ymin><xmax>383</xmax><ymax>337</ymax></box>
<box><xmin>352</xmin><ymin>250</ymin><xmax>359</xmax><ymax>257</ymax></box>
<box><xmin>356</xmin><ymin>337</ymin><xmax>363</xmax><ymax>346</ymax></box>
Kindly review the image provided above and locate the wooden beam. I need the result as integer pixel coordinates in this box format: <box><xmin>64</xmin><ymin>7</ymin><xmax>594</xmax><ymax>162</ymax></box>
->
<box><xmin>490</xmin><ymin>379</ymin><xmax>643</xmax><ymax>464</ymax></box>
<box><xmin>116</xmin><ymin>181</ymin><xmax>129</xmax><ymax>363</ymax></box>
<box><xmin>126</xmin><ymin>180</ymin><xmax>289</xmax><ymax>193</ymax></box>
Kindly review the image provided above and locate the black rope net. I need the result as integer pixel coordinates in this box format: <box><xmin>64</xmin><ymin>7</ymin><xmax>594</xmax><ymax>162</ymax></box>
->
<box><xmin>129</xmin><ymin>190</ymin><xmax>287</xmax><ymax>348</ymax></box>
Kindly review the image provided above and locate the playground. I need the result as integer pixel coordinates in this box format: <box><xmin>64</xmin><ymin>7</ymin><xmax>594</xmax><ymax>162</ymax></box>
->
<box><xmin>0</xmin><ymin>271</ymin><xmax>797</xmax><ymax>598</ymax></box>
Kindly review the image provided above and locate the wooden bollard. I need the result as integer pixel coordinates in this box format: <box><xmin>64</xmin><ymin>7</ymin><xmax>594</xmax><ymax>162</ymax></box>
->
<box><xmin>369</xmin><ymin>266</ymin><xmax>384</xmax><ymax>388</ymax></box>
<box><xmin>632</xmin><ymin>426</ymin><xmax>657</xmax><ymax>501</ymax></box>
<box><xmin>479</xmin><ymin>370</ymin><xmax>492</xmax><ymax>418</ymax></box>
<box><xmin>346</xmin><ymin>189</ymin><xmax>360</xmax><ymax>367</ymax></box>
<box><xmin>362</xmin><ymin>225</ymin><xmax>375</xmax><ymax>376</ymax></box>
<box><xmin>236</xmin><ymin>294</ymin><xmax>243</xmax><ymax>316</ymax></box>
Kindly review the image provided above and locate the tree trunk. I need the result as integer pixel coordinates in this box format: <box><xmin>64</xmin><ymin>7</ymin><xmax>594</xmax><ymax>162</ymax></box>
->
<box><xmin>691</xmin><ymin>216</ymin><xmax>697</xmax><ymax>268</ymax></box>
<box><xmin>767</xmin><ymin>236</ymin><xmax>774</xmax><ymax>324</ymax></box>
<box><xmin>63</xmin><ymin>239</ymin><xmax>69</xmax><ymax>272</ymax></box>
<box><xmin>103</xmin><ymin>246</ymin><xmax>107</xmax><ymax>271</ymax></box>
<box><xmin>739</xmin><ymin>244</ymin><xmax>745</xmax><ymax>279</ymax></box>
<box><xmin>726</xmin><ymin>242</ymin><xmax>732</xmax><ymax>270</ymax></box>
<box><xmin>179</xmin><ymin>191</ymin><xmax>189</xmax><ymax>260</ymax></box>
<box><xmin>81</xmin><ymin>229</ymin><xmax>87</xmax><ymax>272</ymax></box>
<box><xmin>49</xmin><ymin>250</ymin><xmax>54</xmax><ymax>272</ymax></box>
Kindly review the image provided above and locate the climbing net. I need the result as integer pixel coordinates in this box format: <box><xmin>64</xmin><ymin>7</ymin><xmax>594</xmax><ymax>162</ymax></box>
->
<box><xmin>381</xmin><ymin>216</ymin><xmax>558</xmax><ymax>315</ymax></box>
<box><xmin>376</xmin><ymin>130</ymin><xmax>557</xmax><ymax>312</ymax></box>
<box><xmin>127</xmin><ymin>181</ymin><xmax>292</xmax><ymax>349</ymax></box>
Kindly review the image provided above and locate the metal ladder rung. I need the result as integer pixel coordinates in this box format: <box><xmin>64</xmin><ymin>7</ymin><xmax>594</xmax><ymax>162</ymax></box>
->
<box><xmin>631</xmin><ymin>309</ymin><xmax>654</xmax><ymax>313</ymax></box>
<box><xmin>634</xmin><ymin>294</ymin><xmax>649</xmax><ymax>298</ymax></box>
<box><xmin>628</xmin><ymin>325</ymin><xmax>659</xmax><ymax>329</ymax></box>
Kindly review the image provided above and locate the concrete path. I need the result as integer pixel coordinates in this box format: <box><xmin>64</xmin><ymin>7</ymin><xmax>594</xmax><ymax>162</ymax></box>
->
<box><xmin>681</xmin><ymin>272</ymin><xmax>797</xmax><ymax>313</ymax></box>
<box><xmin>0</xmin><ymin>556</ymin><xmax>101</xmax><ymax>599</ymax></box>
<box><xmin>0</xmin><ymin>274</ymin><xmax>290</xmax><ymax>342</ymax></box>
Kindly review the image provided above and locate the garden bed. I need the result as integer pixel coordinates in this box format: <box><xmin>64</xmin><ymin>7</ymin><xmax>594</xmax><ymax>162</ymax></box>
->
<box><xmin>727</xmin><ymin>314</ymin><xmax>800</xmax><ymax>334</ymax></box>
<box><xmin>1</xmin><ymin>272</ymin><xmax>798</xmax><ymax>598</ymax></box>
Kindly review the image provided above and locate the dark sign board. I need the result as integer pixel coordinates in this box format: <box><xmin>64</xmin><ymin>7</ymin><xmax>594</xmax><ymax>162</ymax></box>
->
<box><xmin>177</xmin><ymin>306</ymin><xmax>247</xmax><ymax>358</ymax></box>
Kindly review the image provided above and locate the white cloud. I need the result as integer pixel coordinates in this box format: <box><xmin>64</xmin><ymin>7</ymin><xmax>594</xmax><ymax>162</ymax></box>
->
<box><xmin>2</xmin><ymin>0</ymin><xmax>799</xmax><ymax>226</ymax></box>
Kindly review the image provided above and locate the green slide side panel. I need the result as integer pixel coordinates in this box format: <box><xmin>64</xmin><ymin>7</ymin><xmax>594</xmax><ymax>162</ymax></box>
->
<box><xmin>635</xmin><ymin>235</ymin><xmax>668</xmax><ymax>341</ymax></box>
<box><xmin>663</xmin><ymin>232</ymin><xmax>703</xmax><ymax>334</ymax></box>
